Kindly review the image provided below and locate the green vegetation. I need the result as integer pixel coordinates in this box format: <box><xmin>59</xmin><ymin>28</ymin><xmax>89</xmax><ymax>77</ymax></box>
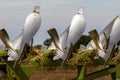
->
<box><xmin>68</xmin><ymin>50</ymin><xmax>96</xmax><ymax>65</ymax></box>
<box><xmin>1</xmin><ymin>47</ymin><xmax>120</xmax><ymax>79</ymax></box>
<box><xmin>0</xmin><ymin>34</ymin><xmax>120</xmax><ymax>79</ymax></box>
<box><xmin>29</xmin><ymin>50</ymin><xmax>54</xmax><ymax>66</ymax></box>
<box><xmin>43</xmin><ymin>38</ymin><xmax>52</xmax><ymax>47</ymax></box>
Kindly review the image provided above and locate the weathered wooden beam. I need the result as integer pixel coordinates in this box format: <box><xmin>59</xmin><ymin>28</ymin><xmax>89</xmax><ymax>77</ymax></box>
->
<box><xmin>77</xmin><ymin>66</ymin><xmax>87</xmax><ymax>80</ymax></box>
<box><xmin>6</xmin><ymin>64</ymin><xmax>20</xmax><ymax>80</ymax></box>
<box><xmin>85</xmin><ymin>65</ymin><xmax>116</xmax><ymax>80</ymax></box>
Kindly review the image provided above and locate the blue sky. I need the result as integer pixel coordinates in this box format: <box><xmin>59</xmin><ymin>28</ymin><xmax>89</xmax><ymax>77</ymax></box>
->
<box><xmin>0</xmin><ymin>0</ymin><xmax>120</xmax><ymax>45</ymax></box>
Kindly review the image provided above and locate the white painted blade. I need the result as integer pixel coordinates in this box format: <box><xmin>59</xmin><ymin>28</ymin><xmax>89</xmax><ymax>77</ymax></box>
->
<box><xmin>8</xmin><ymin>49</ymin><xmax>19</xmax><ymax>61</ymax></box>
<box><xmin>12</xmin><ymin>32</ymin><xmax>23</xmax><ymax>50</ymax></box>
<box><xmin>88</xmin><ymin>30</ymin><xmax>100</xmax><ymax>49</ymax></box>
<box><xmin>48</xmin><ymin>26</ymin><xmax>69</xmax><ymax>60</ymax></box>
<box><xmin>53</xmin><ymin>49</ymin><xmax>66</xmax><ymax>60</ymax></box>
<box><xmin>97</xmin><ymin>49</ymin><xmax>109</xmax><ymax>60</ymax></box>
<box><xmin>0</xmin><ymin>28</ymin><xmax>13</xmax><ymax>49</ymax></box>
<box><xmin>67</xmin><ymin>8</ymin><xmax>86</xmax><ymax>48</ymax></box>
<box><xmin>47</xmin><ymin>28</ymin><xmax>62</xmax><ymax>51</ymax></box>
<box><xmin>60</xmin><ymin>26</ymin><xmax>69</xmax><ymax>50</ymax></box>
<box><xmin>105</xmin><ymin>16</ymin><xmax>120</xmax><ymax>58</ymax></box>
<box><xmin>8</xmin><ymin>57</ymin><xmax>15</xmax><ymax>61</ymax></box>
<box><xmin>48</xmin><ymin>26</ymin><xmax>69</xmax><ymax>50</ymax></box>
<box><xmin>99</xmin><ymin>16</ymin><xmax>119</xmax><ymax>47</ymax></box>
<box><xmin>13</xmin><ymin>6</ymin><xmax>41</xmax><ymax>67</ymax></box>
<box><xmin>61</xmin><ymin>8</ymin><xmax>86</xmax><ymax>63</ymax></box>
<box><xmin>51</xmin><ymin>26</ymin><xmax>69</xmax><ymax>60</ymax></box>
<box><xmin>48</xmin><ymin>42</ymin><xmax>56</xmax><ymax>50</ymax></box>
<box><xmin>98</xmin><ymin>16</ymin><xmax>120</xmax><ymax>61</ymax></box>
<box><xmin>109</xmin><ymin>17</ymin><xmax>120</xmax><ymax>46</ymax></box>
<box><xmin>86</xmin><ymin>16</ymin><xmax>119</xmax><ymax>50</ymax></box>
<box><xmin>88</xmin><ymin>30</ymin><xmax>108</xmax><ymax>59</ymax></box>
<box><xmin>20</xmin><ymin>6</ymin><xmax>41</xmax><ymax>51</ymax></box>
<box><xmin>0</xmin><ymin>29</ymin><xmax>21</xmax><ymax>61</ymax></box>
<box><xmin>88</xmin><ymin>29</ymin><xmax>103</xmax><ymax>50</ymax></box>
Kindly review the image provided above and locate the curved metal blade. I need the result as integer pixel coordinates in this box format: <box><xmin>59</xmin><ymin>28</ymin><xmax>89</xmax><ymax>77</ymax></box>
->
<box><xmin>103</xmin><ymin>32</ymin><xmax>109</xmax><ymax>50</ymax></box>
<box><xmin>101</xmin><ymin>15</ymin><xmax>119</xmax><ymax>34</ymax></box>
<box><xmin>8</xmin><ymin>49</ymin><xmax>19</xmax><ymax>61</ymax></box>
<box><xmin>48</xmin><ymin>42</ymin><xmax>56</xmax><ymax>50</ymax></box>
<box><xmin>86</xmin><ymin>16</ymin><xmax>119</xmax><ymax>50</ymax></box>
<box><xmin>13</xmin><ymin>5</ymin><xmax>41</xmax><ymax>67</ymax></box>
<box><xmin>105</xmin><ymin>16</ymin><xmax>120</xmax><ymax>60</ymax></box>
<box><xmin>99</xmin><ymin>15</ymin><xmax>119</xmax><ymax>47</ymax></box>
<box><xmin>47</xmin><ymin>28</ymin><xmax>62</xmax><ymax>51</ymax></box>
<box><xmin>60</xmin><ymin>26</ymin><xmax>69</xmax><ymax>50</ymax></box>
<box><xmin>48</xmin><ymin>26</ymin><xmax>69</xmax><ymax>50</ymax></box>
<box><xmin>98</xmin><ymin>16</ymin><xmax>120</xmax><ymax>60</ymax></box>
<box><xmin>12</xmin><ymin>32</ymin><xmax>23</xmax><ymax>50</ymax></box>
<box><xmin>20</xmin><ymin>6</ymin><xmax>41</xmax><ymax>51</ymax></box>
<box><xmin>60</xmin><ymin>8</ymin><xmax>86</xmax><ymax>65</ymax></box>
<box><xmin>0</xmin><ymin>28</ymin><xmax>13</xmax><ymax>49</ymax></box>
<box><xmin>89</xmin><ymin>29</ymin><xmax>101</xmax><ymax>50</ymax></box>
<box><xmin>109</xmin><ymin>16</ymin><xmax>120</xmax><ymax>46</ymax></box>
<box><xmin>53</xmin><ymin>49</ymin><xmax>66</xmax><ymax>60</ymax></box>
<box><xmin>67</xmin><ymin>8</ymin><xmax>86</xmax><ymax>47</ymax></box>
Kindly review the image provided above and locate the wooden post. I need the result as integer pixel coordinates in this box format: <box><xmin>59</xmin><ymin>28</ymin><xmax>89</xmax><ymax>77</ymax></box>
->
<box><xmin>109</xmin><ymin>65</ymin><xmax>116</xmax><ymax>80</ymax></box>
<box><xmin>77</xmin><ymin>65</ymin><xmax>87</xmax><ymax>80</ymax></box>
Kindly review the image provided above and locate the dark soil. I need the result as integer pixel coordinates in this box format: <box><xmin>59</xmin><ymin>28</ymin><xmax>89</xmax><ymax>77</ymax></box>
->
<box><xmin>0</xmin><ymin>70</ymin><xmax>6</xmax><ymax>80</ymax></box>
<box><xmin>30</xmin><ymin>66</ymin><xmax>77</xmax><ymax>80</ymax></box>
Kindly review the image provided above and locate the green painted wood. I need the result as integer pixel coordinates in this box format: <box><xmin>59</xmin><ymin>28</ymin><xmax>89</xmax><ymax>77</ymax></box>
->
<box><xmin>116</xmin><ymin>64</ymin><xmax>120</xmax><ymax>79</ymax></box>
<box><xmin>0</xmin><ymin>50</ymin><xmax>20</xmax><ymax>80</ymax></box>
<box><xmin>6</xmin><ymin>64</ymin><xmax>20</xmax><ymax>80</ymax></box>
<box><xmin>109</xmin><ymin>65</ymin><xmax>116</xmax><ymax>80</ymax></box>
<box><xmin>13</xmin><ymin>64</ymin><xmax>38</xmax><ymax>80</ymax></box>
<box><xmin>85</xmin><ymin>66</ymin><xmax>116</xmax><ymax>80</ymax></box>
<box><xmin>77</xmin><ymin>66</ymin><xmax>87</xmax><ymax>80</ymax></box>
